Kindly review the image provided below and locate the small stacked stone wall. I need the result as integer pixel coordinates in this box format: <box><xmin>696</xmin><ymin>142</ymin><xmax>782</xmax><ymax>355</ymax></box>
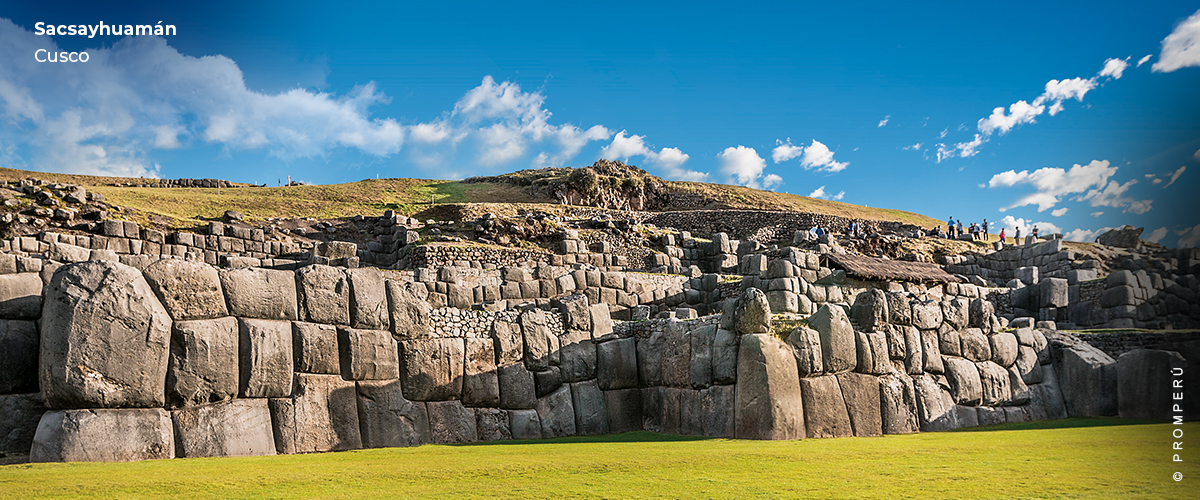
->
<box><xmin>641</xmin><ymin>210</ymin><xmax>908</xmax><ymax>243</ymax></box>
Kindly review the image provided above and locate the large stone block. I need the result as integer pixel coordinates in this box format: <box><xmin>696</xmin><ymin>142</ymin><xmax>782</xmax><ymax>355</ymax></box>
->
<box><xmin>733</xmin><ymin>288</ymin><xmax>772</xmax><ymax>334</ymax></box>
<box><xmin>571</xmin><ymin>380</ymin><xmax>608</xmax><ymax>435</ymax></box>
<box><xmin>0</xmin><ymin>393</ymin><xmax>46</xmax><ymax>453</ymax></box>
<box><xmin>836</xmin><ymin>372</ymin><xmax>882</xmax><ymax>437</ymax></box>
<box><xmin>296</xmin><ymin>265</ymin><xmax>350</xmax><ymax>325</ymax></box>
<box><xmin>851</xmin><ymin>289</ymin><xmax>889</xmax><ymax>333</ymax></box>
<box><xmin>239</xmin><ymin>318</ymin><xmax>293</xmax><ymax>398</ymax></box>
<box><xmin>855</xmin><ymin>331</ymin><xmax>891</xmax><ymax>375</ymax></box>
<box><xmin>497</xmin><ymin>363</ymin><xmax>537</xmax><ymax>409</ymax></box>
<box><xmin>590</xmin><ymin>303</ymin><xmax>613</xmax><ymax>341</ymax></box>
<box><xmin>702</xmin><ymin>384</ymin><xmax>736</xmax><ymax>438</ymax></box>
<box><xmin>427</xmin><ymin>400</ymin><xmax>478</xmax><ymax>443</ymax></box>
<box><xmin>167</xmin><ymin>317</ymin><xmax>239</xmax><ymax>408</ymax></box>
<box><xmin>886</xmin><ymin>292</ymin><xmax>912</xmax><ymax>326</ymax></box>
<box><xmin>937</xmin><ymin>324</ymin><xmax>961</xmax><ymax>356</ymax></box>
<box><xmin>989</xmin><ymin>331</ymin><xmax>1018</xmax><ymax>367</ymax></box>
<box><xmin>269</xmin><ymin>374</ymin><xmax>362</xmax><ymax>454</ymax></box>
<box><xmin>347</xmin><ymin>267</ymin><xmax>389</xmax><ymax>330</ymax></box>
<box><xmin>474</xmin><ymin>408</ymin><xmax>512</xmax><ymax>441</ymax></box>
<box><xmin>399</xmin><ymin>338</ymin><xmax>464</xmax><ymax>401</ymax></box>
<box><xmin>690</xmin><ymin>324</ymin><xmax>716</xmax><ymax>389</ymax></box>
<box><xmin>0</xmin><ymin>319</ymin><xmax>38</xmax><ymax>394</ymax></box>
<box><xmin>911</xmin><ymin>299</ymin><xmax>943</xmax><ymax>330</ymax></box>
<box><xmin>661</xmin><ymin>321</ymin><xmax>691</xmax><ymax>387</ymax></box>
<box><xmin>31</xmin><ymin>408</ymin><xmax>174</xmax><ymax>462</ymax></box>
<box><xmin>462</xmin><ymin>337</ymin><xmax>500</xmax><ymax>407</ymax></box>
<box><xmin>387</xmin><ymin>279</ymin><xmax>431</xmax><ymax>340</ymax></box>
<box><xmin>0</xmin><ymin>273</ymin><xmax>42</xmax><ymax>319</ymax></box>
<box><xmin>799</xmin><ymin>375</ymin><xmax>853</xmax><ymax>439</ymax></box>
<box><xmin>735</xmin><ymin>334</ymin><xmax>806</xmax><ymax>440</ymax></box>
<box><xmin>292</xmin><ymin>322</ymin><xmax>340</xmax><ymax>374</ymax></box>
<box><xmin>878</xmin><ymin>373</ymin><xmax>919</xmax><ymax>434</ymax></box>
<box><xmin>1013</xmin><ymin>345</ymin><xmax>1044</xmax><ymax>385</ymax></box>
<box><xmin>787</xmin><ymin>326</ymin><xmax>823</xmax><ymax>376</ymax></box>
<box><xmin>597</xmin><ymin>338</ymin><xmax>638</xmax><ymax>390</ymax></box>
<box><xmin>509</xmin><ymin>409</ymin><xmax>542</xmax><ymax>440</ymax></box>
<box><xmin>712</xmin><ymin>328</ymin><xmax>739</xmax><ymax>385</ymax></box>
<box><xmin>912</xmin><ymin>374</ymin><xmax>960</xmax><ymax>432</ymax></box>
<box><xmin>1117</xmin><ymin>349</ymin><xmax>1187</xmax><ymax>420</ymax></box>
<box><xmin>976</xmin><ymin>361</ymin><xmax>1012</xmax><ymax>406</ymax></box>
<box><xmin>943</xmin><ymin>356</ymin><xmax>982</xmax><ymax>405</ymax></box>
<box><xmin>604</xmin><ymin>388</ymin><xmax>643</xmax><ymax>433</ymax></box>
<box><xmin>40</xmin><ymin>261</ymin><xmax>171</xmax><ymax>409</ymax></box>
<box><xmin>558</xmin><ymin>329</ymin><xmax>596</xmax><ymax>383</ymax></box>
<box><xmin>338</xmin><ymin>327</ymin><xmax>398</xmax><ymax>381</ymax></box>
<box><xmin>901</xmin><ymin>325</ymin><xmax>923</xmax><ymax>375</ymax></box>
<box><xmin>141</xmin><ymin>259</ymin><xmax>226</xmax><ymax>321</ymax></box>
<box><xmin>1040</xmin><ymin>278</ymin><xmax>1068</xmax><ymax>308</ymax></box>
<box><xmin>220</xmin><ymin>267</ymin><xmax>298</xmax><ymax>320</ymax></box>
<box><xmin>810</xmin><ymin>304</ymin><xmax>856</xmax><ymax>373</ymax></box>
<box><xmin>941</xmin><ymin>298</ymin><xmax>969</xmax><ymax>330</ymax></box>
<box><xmin>920</xmin><ymin>329</ymin><xmax>944</xmax><ymax>374</ymax></box>
<box><xmin>959</xmin><ymin>328</ymin><xmax>992</xmax><ymax>362</ymax></box>
<box><xmin>355</xmin><ymin>379</ymin><xmax>431</xmax><ymax>448</ymax></box>
<box><xmin>555</xmin><ymin>294</ymin><xmax>592</xmax><ymax>332</ymax></box>
<box><xmin>536</xmin><ymin>385</ymin><xmax>577</xmax><ymax>438</ymax></box>
<box><xmin>492</xmin><ymin>320</ymin><xmax>524</xmax><ymax>366</ymax></box>
<box><xmin>637</xmin><ymin>331</ymin><xmax>665</xmax><ymax>387</ymax></box>
<box><xmin>1053</xmin><ymin>337</ymin><xmax>1117</xmax><ymax>417</ymax></box>
<box><xmin>172</xmin><ymin>399</ymin><xmax>276</xmax><ymax>458</ymax></box>
<box><xmin>521</xmin><ymin>308</ymin><xmax>559</xmax><ymax>371</ymax></box>
<box><xmin>534</xmin><ymin>367</ymin><xmax>562</xmax><ymax>398</ymax></box>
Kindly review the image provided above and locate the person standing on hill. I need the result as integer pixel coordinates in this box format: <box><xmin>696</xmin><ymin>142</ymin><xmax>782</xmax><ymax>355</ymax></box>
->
<box><xmin>947</xmin><ymin>216</ymin><xmax>955</xmax><ymax>238</ymax></box>
<box><xmin>1015</xmin><ymin>227</ymin><xmax>1021</xmax><ymax>243</ymax></box>
<box><xmin>957</xmin><ymin>220</ymin><xmax>964</xmax><ymax>238</ymax></box>
<box><xmin>999</xmin><ymin>228</ymin><xmax>1006</xmax><ymax>243</ymax></box>
<box><xmin>982</xmin><ymin>219</ymin><xmax>989</xmax><ymax>236</ymax></box>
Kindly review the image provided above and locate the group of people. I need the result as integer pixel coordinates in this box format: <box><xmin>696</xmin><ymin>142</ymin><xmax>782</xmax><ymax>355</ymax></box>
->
<box><xmin>937</xmin><ymin>216</ymin><xmax>990</xmax><ymax>240</ymax></box>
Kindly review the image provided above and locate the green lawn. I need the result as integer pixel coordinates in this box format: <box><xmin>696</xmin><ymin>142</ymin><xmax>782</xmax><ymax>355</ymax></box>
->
<box><xmin>1</xmin><ymin>419</ymin><xmax>1194</xmax><ymax>499</ymax></box>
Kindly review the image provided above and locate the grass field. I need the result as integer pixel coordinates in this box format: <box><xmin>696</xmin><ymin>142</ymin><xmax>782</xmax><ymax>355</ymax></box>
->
<box><xmin>0</xmin><ymin>419</ymin><xmax>1193</xmax><ymax>499</ymax></box>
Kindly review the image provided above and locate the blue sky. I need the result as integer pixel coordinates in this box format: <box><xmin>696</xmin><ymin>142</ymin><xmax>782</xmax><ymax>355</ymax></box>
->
<box><xmin>1</xmin><ymin>1</ymin><xmax>1198</xmax><ymax>246</ymax></box>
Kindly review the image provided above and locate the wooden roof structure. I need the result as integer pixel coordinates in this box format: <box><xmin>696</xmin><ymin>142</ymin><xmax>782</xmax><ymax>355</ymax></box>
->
<box><xmin>822</xmin><ymin>253</ymin><xmax>962</xmax><ymax>283</ymax></box>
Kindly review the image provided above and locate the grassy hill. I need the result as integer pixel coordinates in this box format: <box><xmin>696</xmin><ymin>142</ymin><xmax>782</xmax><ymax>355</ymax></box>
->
<box><xmin>0</xmin><ymin>166</ymin><xmax>941</xmax><ymax>230</ymax></box>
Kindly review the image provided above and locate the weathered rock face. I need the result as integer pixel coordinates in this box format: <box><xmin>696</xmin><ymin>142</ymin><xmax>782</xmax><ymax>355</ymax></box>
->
<box><xmin>296</xmin><ymin>265</ymin><xmax>350</xmax><ymax>326</ymax></box>
<box><xmin>851</xmin><ymin>289</ymin><xmax>889</xmax><ymax>333</ymax></box>
<box><xmin>558</xmin><ymin>329</ymin><xmax>597</xmax><ymax>384</ymax></box>
<box><xmin>292</xmin><ymin>322</ymin><xmax>340</xmax><ymax>374</ymax></box>
<box><xmin>346</xmin><ymin>267</ymin><xmax>389</xmax><ymax>330</ymax></box>
<box><xmin>239</xmin><ymin>318</ymin><xmax>293</xmax><ymax>398</ymax></box>
<box><xmin>1096</xmin><ymin>225</ymin><xmax>1142</xmax><ymax>248</ymax></box>
<box><xmin>912</xmin><ymin>374</ymin><xmax>960</xmax><ymax>432</ymax></box>
<box><xmin>172</xmin><ymin>399</ymin><xmax>276</xmax><ymax>458</ymax></box>
<box><xmin>556</xmin><ymin>294</ymin><xmax>592</xmax><ymax>332</ymax></box>
<box><xmin>604</xmin><ymin>388</ymin><xmax>643</xmax><ymax>434</ymax></box>
<box><xmin>878</xmin><ymin>373</ymin><xmax>919</xmax><ymax>434</ymax></box>
<box><xmin>509</xmin><ymin>409</ymin><xmax>542</xmax><ymax>439</ymax></box>
<box><xmin>40</xmin><ymin>261</ymin><xmax>172</xmax><ymax>409</ymax></box>
<box><xmin>462</xmin><ymin>337</ymin><xmax>499</xmax><ymax>407</ymax></box>
<box><xmin>167</xmin><ymin>317</ymin><xmax>239</xmax><ymax>408</ymax></box>
<box><xmin>142</xmin><ymin>259</ymin><xmax>227</xmax><ymax>321</ymax></box>
<box><xmin>787</xmin><ymin>326</ymin><xmax>823</xmax><ymax>376</ymax></box>
<box><xmin>497</xmin><ymin>363</ymin><xmax>537</xmax><ymax>410</ymax></box>
<box><xmin>521</xmin><ymin>309</ymin><xmax>559</xmax><ymax>371</ymax></box>
<box><xmin>269</xmin><ymin>374</ymin><xmax>362</xmax><ymax>454</ymax></box>
<box><xmin>711</xmin><ymin>329</ymin><xmax>739</xmax><ymax>385</ymax></box>
<box><xmin>989</xmin><ymin>332</ymin><xmax>1018</xmax><ymax>367</ymax></box>
<box><xmin>911</xmin><ymin>300</ymin><xmax>943</xmax><ymax>330</ymax></box>
<box><xmin>735</xmin><ymin>334</ymin><xmax>805</xmax><ymax>440</ymax></box>
<box><xmin>426</xmin><ymin>400</ymin><xmax>478</xmax><ymax>444</ymax></box>
<box><xmin>942</xmin><ymin>356</ymin><xmax>982</xmax><ymax>405</ymax></box>
<box><xmin>976</xmin><ymin>361</ymin><xmax>1012</xmax><ymax>406</ymax></box>
<box><xmin>0</xmin><ymin>273</ymin><xmax>42</xmax><ymax>319</ymax></box>
<box><xmin>474</xmin><ymin>408</ymin><xmax>512</xmax><ymax>441</ymax></box>
<box><xmin>0</xmin><ymin>319</ymin><xmax>38</xmax><ymax>394</ymax></box>
<box><xmin>338</xmin><ymin>327</ymin><xmax>398</xmax><ymax>381</ymax></box>
<box><xmin>536</xmin><ymin>385</ymin><xmax>576</xmax><ymax>438</ymax></box>
<box><xmin>31</xmin><ymin>408</ymin><xmax>174</xmax><ymax>462</ymax></box>
<box><xmin>597</xmin><ymin>338</ymin><xmax>638</xmax><ymax>390</ymax></box>
<box><xmin>399</xmin><ymin>338</ymin><xmax>464</xmax><ymax>401</ymax></box>
<box><xmin>810</xmin><ymin>304</ymin><xmax>856</xmax><ymax>374</ymax></box>
<box><xmin>837</xmin><ymin>372</ymin><xmax>883</xmax><ymax>437</ymax></box>
<box><xmin>355</xmin><ymin>379</ymin><xmax>431</xmax><ymax>448</ymax></box>
<box><xmin>0</xmin><ymin>393</ymin><xmax>46</xmax><ymax>453</ymax></box>
<box><xmin>570</xmin><ymin>380</ymin><xmax>608</xmax><ymax>436</ymax></box>
<box><xmin>1051</xmin><ymin>336</ymin><xmax>1117</xmax><ymax>417</ymax></box>
<box><xmin>219</xmin><ymin>267</ymin><xmax>299</xmax><ymax>320</ymax></box>
<box><xmin>733</xmin><ymin>288</ymin><xmax>772</xmax><ymax>335</ymax></box>
<box><xmin>387</xmin><ymin>280</ymin><xmax>431</xmax><ymax>340</ymax></box>
<box><xmin>1117</xmin><ymin>349</ymin><xmax>1187</xmax><ymax>420</ymax></box>
<box><xmin>799</xmin><ymin>375</ymin><xmax>853</xmax><ymax>439</ymax></box>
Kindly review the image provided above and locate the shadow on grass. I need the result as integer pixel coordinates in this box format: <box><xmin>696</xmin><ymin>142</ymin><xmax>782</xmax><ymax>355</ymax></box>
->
<box><xmin>446</xmin><ymin>431</ymin><xmax>712</xmax><ymax>447</ymax></box>
<box><xmin>950</xmin><ymin>417</ymin><xmax>1165</xmax><ymax>433</ymax></box>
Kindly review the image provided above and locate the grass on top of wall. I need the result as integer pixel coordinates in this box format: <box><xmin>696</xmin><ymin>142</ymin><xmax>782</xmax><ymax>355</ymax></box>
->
<box><xmin>0</xmin><ymin>418</ymin><xmax>1194</xmax><ymax>499</ymax></box>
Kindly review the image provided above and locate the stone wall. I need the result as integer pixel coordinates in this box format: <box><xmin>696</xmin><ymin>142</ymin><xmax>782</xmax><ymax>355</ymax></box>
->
<box><xmin>641</xmin><ymin>210</ymin><xmax>913</xmax><ymax>243</ymax></box>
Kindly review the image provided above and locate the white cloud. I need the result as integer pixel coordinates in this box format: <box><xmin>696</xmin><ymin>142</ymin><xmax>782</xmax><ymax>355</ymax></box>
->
<box><xmin>1178</xmin><ymin>224</ymin><xmax>1200</xmax><ymax>248</ymax></box>
<box><xmin>986</xmin><ymin>159</ymin><xmax>1124</xmax><ymax>212</ymax></box>
<box><xmin>599</xmin><ymin>130</ymin><xmax>651</xmax><ymax>159</ymax></box>
<box><xmin>1098</xmin><ymin>57</ymin><xmax>1130</xmax><ymax>79</ymax></box>
<box><xmin>1000</xmin><ymin>216</ymin><xmax>1062</xmax><ymax>236</ymax></box>
<box><xmin>1153</xmin><ymin>9</ymin><xmax>1200</xmax><ymax>72</ymax></box>
<box><xmin>1194</xmin><ymin>149</ymin><xmax>1200</xmax><ymax>161</ymax></box>
<box><xmin>808</xmin><ymin>185</ymin><xmax>844</xmax><ymax>200</ymax></box>
<box><xmin>1078</xmin><ymin>179</ymin><xmax>1152</xmax><ymax>214</ymax></box>
<box><xmin>1090</xmin><ymin>211</ymin><xmax>1104</xmax><ymax>217</ymax></box>
<box><xmin>597</xmin><ymin>131</ymin><xmax>707</xmax><ymax>182</ymax></box>
<box><xmin>1137</xmin><ymin>54</ymin><xmax>1152</xmax><ymax>67</ymax></box>
<box><xmin>763</xmin><ymin>174</ymin><xmax>783</xmax><ymax>190</ymax></box>
<box><xmin>978</xmin><ymin>101</ymin><xmax>1045</xmax><ymax>135</ymax></box>
<box><xmin>1165</xmin><ymin>166</ymin><xmax>1186</xmax><ymax>188</ymax></box>
<box><xmin>1051</xmin><ymin>208</ymin><xmax>1069</xmax><ymax>217</ymax></box>
<box><xmin>771</xmin><ymin>138</ymin><xmax>804</xmax><ymax>163</ymax></box>
<box><xmin>936</xmin><ymin>134</ymin><xmax>985</xmax><ymax>162</ymax></box>
<box><xmin>1145</xmin><ymin>227</ymin><xmax>1169</xmax><ymax>244</ymax></box>
<box><xmin>1064</xmin><ymin>227</ymin><xmax>1113</xmax><ymax>243</ymax></box>
<box><xmin>903</xmin><ymin>143</ymin><xmax>922</xmax><ymax>151</ymax></box>
<box><xmin>878</xmin><ymin>115</ymin><xmax>890</xmax><ymax>127</ymax></box>
<box><xmin>717</xmin><ymin>145</ymin><xmax>770</xmax><ymax>188</ymax></box>
<box><xmin>654</xmin><ymin>147</ymin><xmax>708</xmax><ymax>182</ymax></box>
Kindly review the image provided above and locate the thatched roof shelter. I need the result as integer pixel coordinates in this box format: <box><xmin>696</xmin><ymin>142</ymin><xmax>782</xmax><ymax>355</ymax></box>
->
<box><xmin>823</xmin><ymin>253</ymin><xmax>962</xmax><ymax>283</ymax></box>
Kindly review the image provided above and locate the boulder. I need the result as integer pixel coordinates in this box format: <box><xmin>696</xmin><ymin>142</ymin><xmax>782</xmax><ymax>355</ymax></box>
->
<box><xmin>296</xmin><ymin>265</ymin><xmax>350</xmax><ymax>325</ymax></box>
<box><xmin>660</xmin><ymin>321</ymin><xmax>691</xmax><ymax>387</ymax></box>
<box><xmin>40</xmin><ymin>261</ymin><xmax>171</xmax><ymax>409</ymax></box>
<box><xmin>219</xmin><ymin>267</ymin><xmax>299</xmax><ymax>320</ymax></box>
<box><xmin>555</xmin><ymin>294</ymin><xmax>592</xmax><ymax>332</ymax></box>
<box><xmin>690</xmin><ymin>324</ymin><xmax>716</xmax><ymax>389</ymax></box>
<box><xmin>851</xmin><ymin>289</ymin><xmax>889</xmax><ymax>332</ymax></box>
<box><xmin>734</xmin><ymin>334</ymin><xmax>806</xmax><ymax>440</ymax></box>
<box><xmin>426</xmin><ymin>400</ymin><xmax>478</xmax><ymax>443</ymax></box>
<box><xmin>1052</xmin><ymin>336</ymin><xmax>1117</xmax><ymax>417</ymax></box>
<box><xmin>462</xmin><ymin>338</ymin><xmax>500</xmax><ymax>407</ymax></box>
<box><xmin>959</xmin><ymin>328</ymin><xmax>992</xmax><ymax>362</ymax></box>
<box><xmin>536</xmin><ymin>385</ymin><xmax>577</xmax><ymax>438</ymax></box>
<box><xmin>911</xmin><ymin>299</ymin><xmax>943</xmax><ymax>330</ymax></box>
<box><xmin>31</xmin><ymin>408</ymin><xmax>174</xmax><ymax>462</ymax></box>
<box><xmin>497</xmin><ymin>363</ymin><xmax>537</xmax><ymax>410</ymax></box>
<box><xmin>386</xmin><ymin>280</ymin><xmax>432</xmax><ymax>340</ymax></box>
<box><xmin>0</xmin><ymin>273</ymin><xmax>42</xmax><ymax>319</ymax></box>
<box><xmin>346</xmin><ymin>267</ymin><xmax>389</xmax><ymax>330</ymax></box>
<box><xmin>1096</xmin><ymin>225</ymin><xmax>1142</xmax><ymax>248</ymax></box>
<box><xmin>1013</xmin><ymin>345</ymin><xmax>1044</xmax><ymax>385</ymax></box>
<box><xmin>571</xmin><ymin>380</ymin><xmax>608</xmax><ymax>435</ymax></box>
<box><xmin>521</xmin><ymin>308</ymin><xmax>559</xmax><ymax>371</ymax></box>
<box><xmin>558</xmin><ymin>329</ymin><xmax>596</xmax><ymax>383</ymax></box>
<box><xmin>399</xmin><ymin>338</ymin><xmax>464</xmax><ymax>401</ymax></box>
<box><xmin>810</xmin><ymin>304</ymin><xmax>857</xmax><ymax>373</ymax></box>
<box><xmin>711</xmin><ymin>328</ymin><xmax>739</xmax><ymax>385</ymax></box>
<box><xmin>920</xmin><ymin>329</ymin><xmax>944</xmax><ymax>374</ymax></box>
<box><xmin>338</xmin><ymin>327</ymin><xmax>399</xmax><ymax>381</ymax></box>
<box><xmin>172</xmin><ymin>399</ymin><xmax>276</xmax><ymax>458</ymax></box>
<box><xmin>167</xmin><ymin>317</ymin><xmax>239</xmax><ymax>408</ymax></box>
<box><xmin>355</xmin><ymin>379</ymin><xmax>430</xmax><ymax>447</ymax></box>
<box><xmin>0</xmin><ymin>393</ymin><xmax>46</xmax><ymax>453</ymax></box>
<box><xmin>292</xmin><ymin>322</ymin><xmax>340</xmax><ymax>374</ymax></box>
<box><xmin>733</xmin><ymin>288</ymin><xmax>772</xmax><ymax>334</ymax></box>
<box><xmin>901</xmin><ymin>326</ymin><xmax>924</xmax><ymax>375</ymax></box>
<box><xmin>912</xmin><ymin>374</ymin><xmax>960</xmax><ymax>432</ymax></box>
<box><xmin>1117</xmin><ymin>349</ymin><xmax>1187</xmax><ymax>420</ymax></box>
<box><xmin>968</xmin><ymin>298</ymin><xmax>995</xmax><ymax>330</ymax></box>
<box><xmin>0</xmin><ymin>319</ymin><xmax>38</xmax><ymax>394</ymax></box>
<box><xmin>989</xmin><ymin>331</ymin><xmax>1018</xmax><ymax>367</ymax></box>
<box><xmin>799</xmin><ymin>375</ymin><xmax>853</xmax><ymax>438</ymax></box>
<box><xmin>886</xmin><ymin>292</ymin><xmax>912</xmax><ymax>326</ymax></box>
<box><xmin>976</xmin><ymin>361</ymin><xmax>1012</xmax><ymax>406</ymax></box>
<box><xmin>787</xmin><ymin>326</ymin><xmax>823</xmax><ymax>376</ymax></box>
<box><xmin>878</xmin><ymin>373</ymin><xmax>919</xmax><ymax>434</ymax></box>
<box><xmin>604</xmin><ymin>388</ymin><xmax>644</xmax><ymax>433</ymax></box>
<box><xmin>597</xmin><ymin>338</ymin><xmax>638</xmax><ymax>390</ymax></box>
<box><xmin>509</xmin><ymin>409</ymin><xmax>542</xmax><ymax>440</ymax></box>
<box><xmin>937</xmin><ymin>325</ymin><xmax>961</xmax><ymax>356</ymax></box>
<box><xmin>855</xmin><ymin>331</ymin><xmax>891</xmax><ymax>375</ymax></box>
<box><xmin>238</xmin><ymin>319</ymin><xmax>293</xmax><ymax>398</ymax></box>
<box><xmin>270</xmin><ymin>374</ymin><xmax>361</xmax><ymax>453</ymax></box>
<box><xmin>941</xmin><ymin>298</ymin><xmax>969</xmax><ymax>330</ymax></box>
<box><xmin>942</xmin><ymin>356</ymin><xmax>982</xmax><ymax>405</ymax></box>
<box><xmin>836</xmin><ymin>372</ymin><xmax>883</xmax><ymax>437</ymax></box>
<box><xmin>474</xmin><ymin>408</ymin><xmax>512</xmax><ymax>441</ymax></box>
